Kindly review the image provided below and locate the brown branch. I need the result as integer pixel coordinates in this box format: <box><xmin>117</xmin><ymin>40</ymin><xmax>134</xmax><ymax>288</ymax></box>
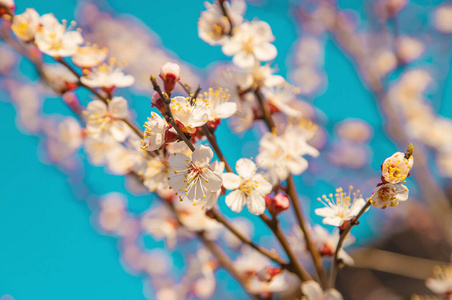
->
<box><xmin>260</xmin><ymin>214</ymin><xmax>312</xmax><ymax>282</ymax></box>
<box><xmin>202</xmin><ymin>124</ymin><xmax>233</xmax><ymax>173</ymax></box>
<box><xmin>150</xmin><ymin>75</ymin><xmax>196</xmax><ymax>152</ymax></box>
<box><xmin>218</xmin><ymin>0</ymin><xmax>234</xmax><ymax>36</ymax></box>
<box><xmin>210</xmin><ymin>208</ymin><xmax>287</xmax><ymax>266</ymax></box>
<box><xmin>286</xmin><ymin>176</ymin><xmax>327</xmax><ymax>285</ymax></box>
<box><xmin>329</xmin><ymin>200</ymin><xmax>371</xmax><ymax>288</ymax></box>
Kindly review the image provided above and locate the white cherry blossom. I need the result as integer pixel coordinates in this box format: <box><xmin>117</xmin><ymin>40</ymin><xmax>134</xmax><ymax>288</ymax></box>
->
<box><xmin>42</xmin><ymin>63</ymin><xmax>78</xmax><ymax>94</ymax></box>
<box><xmin>198</xmin><ymin>0</ymin><xmax>246</xmax><ymax>45</ymax></box>
<box><xmin>370</xmin><ymin>183</ymin><xmax>409</xmax><ymax>208</ymax></box>
<box><xmin>80</xmin><ymin>59</ymin><xmax>135</xmax><ymax>89</ymax></box>
<box><xmin>192</xmin><ymin>161</ymin><xmax>225</xmax><ymax>209</ymax></box>
<box><xmin>84</xmin><ymin>134</ymin><xmax>118</xmax><ymax>166</ymax></box>
<box><xmin>72</xmin><ymin>44</ymin><xmax>108</xmax><ymax>69</ymax></box>
<box><xmin>143</xmin><ymin>156</ymin><xmax>170</xmax><ymax>192</ymax></box>
<box><xmin>141</xmin><ymin>112</ymin><xmax>169</xmax><ymax>151</ymax></box>
<box><xmin>382</xmin><ymin>151</ymin><xmax>413</xmax><ymax>184</ymax></box>
<box><xmin>11</xmin><ymin>8</ymin><xmax>40</xmax><ymax>42</ymax></box>
<box><xmin>222</xmin><ymin>158</ymin><xmax>272</xmax><ymax>215</ymax></box>
<box><xmin>222</xmin><ymin>20</ymin><xmax>277</xmax><ymax>68</ymax></box>
<box><xmin>170</xmin><ymin>96</ymin><xmax>210</xmax><ymax>133</ymax></box>
<box><xmin>198</xmin><ymin>88</ymin><xmax>237</xmax><ymax>121</ymax></box>
<box><xmin>57</xmin><ymin>117</ymin><xmax>83</xmax><ymax>151</ymax></box>
<box><xmin>167</xmin><ymin>144</ymin><xmax>223</xmax><ymax>202</ymax></box>
<box><xmin>262</xmin><ymin>82</ymin><xmax>302</xmax><ymax>116</ymax></box>
<box><xmin>301</xmin><ymin>280</ymin><xmax>343</xmax><ymax>300</ymax></box>
<box><xmin>35</xmin><ymin>14</ymin><xmax>83</xmax><ymax>57</ymax></box>
<box><xmin>256</xmin><ymin>128</ymin><xmax>319</xmax><ymax>183</ymax></box>
<box><xmin>84</xmin><ymin>97</ymin><xmax>131</xmax><ymax>142</ymax></box>
<box><xmin>141</xmin><ymin>205</ymin><xmax>179</xmax><ymax>249</ymax></box>
<box><xmin>315</xmin><ymin>186</ymin><xmax>367</xmax><ymax>227</ymax></box>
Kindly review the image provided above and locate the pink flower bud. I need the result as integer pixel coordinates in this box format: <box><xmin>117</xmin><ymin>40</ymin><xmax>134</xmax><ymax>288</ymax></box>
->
<box><xmin>266</xmin><ymin>193</ymin><xmax>290</xmax><ymax>215</ymax></box>
<box><xmin>151</xmin><ymin>92</ymin><xmax>166</xmax><ymax>114</ymax></box>
<box><xmin>159</xmin><ymin>62</ymin><xmax>180</xmax><ymax>93</ymax></box>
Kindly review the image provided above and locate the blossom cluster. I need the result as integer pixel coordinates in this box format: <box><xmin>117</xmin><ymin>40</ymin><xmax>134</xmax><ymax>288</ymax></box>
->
<box><xmin>0</xmin><ymin>0</ymin><xmax>425</xmax><ymax>299</ymax></box>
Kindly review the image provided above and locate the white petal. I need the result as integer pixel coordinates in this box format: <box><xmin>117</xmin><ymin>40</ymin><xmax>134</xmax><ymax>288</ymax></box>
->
<box><xmin>252</xmin><ymin>174</ymin><xmax>272</xmax><ymax>195</ymax></box>
<box><xmin>192</xmin><ymin>144</ymin><xmax>214</xmax><ymax>167</ymax></box>
<box><xmin>222</xmin><ymin>173</ymin><xmax>241</xmax><ymax>190</ymax></box>
<box><xmin>246</xmin><ymin>192</ymin><xmax>266</xmax><ymax>215</ymax></box>
<box><xmin>314</xmin><ymin>207</ymin><xmax>334</xmax><ymax>218</ymax></box>
<box><xmin>287</xmin><ymin>157</ymin><xmax>309</xmax><ymax>175</ymax></box>
<box><xmin>168</xmin><ymin>173</ymin><xmax>187</xmax><ymax>193</ymax></box>
<box><xmin>233</xmin><ymin>51</ymin><xmax>255</xmax><ymax>69</ymax></box>
<box><xmin>215</xmin><ymin>102</ymin><xmax>238</xmax><ymax>119</ymax></box>
<box><xmin>108</xmin><ymin>97</ymin><xmax>128</xmax><ymax>119</ymax></box>
<box><xmin>225</xmin><ymin>190</ymin><xmax>246</xmax><ymax>213</ymax></box>
<box><xmin>87</xmin><ymin>100</ymin><xmax>107</xmax><ymax>115</ymax></box>
<box><xmin>203</xmin><ymin>169</ymin><xmax>223</xmax><ymax>192</ymax></box>
<box><xmin>169</xmin><ymin>153</ymin><xmax>191</xmax><ymax>170</ymax></box>
<box><xmin>235</xmin><ymin>158</ymin><xmax>256</xmax><ymax>178</ymax></box>
<box><xmin>109</xmin><ymin>120</ymin><xmax>130</xmax><ymax>142</ymax></box>
<box><xmin>222</xmin><ymin>39</ymin><xmax>242</xmax><ymax>56</ymax></box>
<box><xmin>253</xmin><ymin>43</ymin><xmax>277</xmax><ymax>62</ymax></box>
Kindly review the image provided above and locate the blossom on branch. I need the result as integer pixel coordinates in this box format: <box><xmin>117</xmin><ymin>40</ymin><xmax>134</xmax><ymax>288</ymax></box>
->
<box><xmin>169</xmin><ymin>96</ymin><xmax>210</xmax><ymax>133</ymax></box>
<box><xmin>80</xmin><ymin>59</ymin><xmax>135</xmax><ymax>90</ymax></box>
<box><xmin>223</xmin><ymin>158</ymin><xmax>272</xmax><ymax>215</ymax></box>
<box><xmin>11</xmin><ymin>8</ymin><xmax>40</xmax><ymax>42</ymax></box>
<box><xmin>370</xmin><ymin>183</ymin><xmax>409</xmax><ymax>208</ymax></box>
<box><xmin>199</xmin><ymin>87</ymin><xmax>237</xmax><ymax>121</ymax></box>
<box><xmin>382</xmin><ymin>151</ymin><xmax>413</xmax><ymax>184</ymax></box>
<box><xmin>84</xmin><ymin>96</ymin><xmax>131</xmax><ymax>142</ymax></box>
<box><xmin>167</xmin><ymin>144</ymin><xmax>223</xmax><ymax>203</ymax></box>
<box><xmin>315</xmin><ymin>186</ymin><xmax>367</xmax><ymax>227</ymax></box>
<box><xmin>198</xmin><ymin>0</ymin><xmax>246</xmax><ymax>45</ymax></box>
<box><xmin>222</xmin><ymin>20</ymin><xmax>277</xmax><ymax>68</ymax></box>
<box><xmin>72</xmin><ymin>44</ymin><xmax>108</xmax><ymax>69</ymax></box>
<box><xmin>35</xmin><ymin>14</ymin><xmax>83</xmax><ymax>57</ymax></box>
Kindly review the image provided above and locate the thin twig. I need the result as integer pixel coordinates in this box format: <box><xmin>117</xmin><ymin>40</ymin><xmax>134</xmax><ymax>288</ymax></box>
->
<box><xmin>202</xmin><ymin>124</ymin><xmax>233</xmax><ymax>173</ymax></box>
<box><xmin>210</xmin><ymin>208</ymin><xmax>287</xmax><ymax>265</ymax></box>
<box><xmin>260</xmin><ymin>214</ymin><xmax>312</xmax><ymax>282</ymax></box>
<box><xmin>218</xmin><ymin>0</ymin><xmax>234</xmax><ymax>36</ymax></box>
<box><xmin>329</xmin><ymin>200</ymin><xmax>371</xmax><ymax>288</ymax></box>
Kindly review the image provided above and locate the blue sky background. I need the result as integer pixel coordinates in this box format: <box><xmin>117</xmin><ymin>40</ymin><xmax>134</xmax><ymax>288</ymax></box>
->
<box><xmin>1</xmin><ymin>0</ymin><xmax>451</xmax><ymax>299</ymax></box>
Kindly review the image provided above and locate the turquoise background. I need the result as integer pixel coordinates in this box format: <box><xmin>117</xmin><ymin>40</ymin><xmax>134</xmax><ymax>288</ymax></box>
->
<box><xmin>1</xmin><ymin>0</ymin><xmax>451</xmax><ymax>299</ymax></box>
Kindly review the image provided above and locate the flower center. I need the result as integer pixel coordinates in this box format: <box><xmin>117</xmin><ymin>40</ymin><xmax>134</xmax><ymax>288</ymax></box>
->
<box><xmin>239</xmin><ymin>178</ymin><xmax>254</xmax><ymax>196</ymax></box>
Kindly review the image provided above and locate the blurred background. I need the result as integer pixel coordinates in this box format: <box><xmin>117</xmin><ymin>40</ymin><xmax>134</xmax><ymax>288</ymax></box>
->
<box><xmin>1</xmin><ymin>0</ymin><xmax>452</xmax><ymax>299</ymax></box>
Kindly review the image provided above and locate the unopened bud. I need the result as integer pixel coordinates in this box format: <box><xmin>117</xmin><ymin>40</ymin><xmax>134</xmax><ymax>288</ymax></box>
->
<box><xmin>256</xmin><ymin>267</ymin><xmax>282</xmax><ymax>282</ymax></box>
<box><xmin>159</xmin><ymin>62</ymin><xmax>180</xmax><ymax>93</ymax></box>
<box><xmin>151</xmin><ymin>92</ymin><xmax>166</xmax><ymax>114</ymax></box>
<box><xmin>266</xmin><ymin>193</ymin><xmax>290</xmax><ymax>215</ymax></box>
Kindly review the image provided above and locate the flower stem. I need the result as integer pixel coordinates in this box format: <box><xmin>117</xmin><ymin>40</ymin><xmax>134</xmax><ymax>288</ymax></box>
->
<box><xmin>260</xmin><ymin>214</ymin><xmax>312</xmax><ymax>281</ymax></box>
<box><xmin>329</xmin><ymin>200</ymin><xmax>371</xmax><ymax>288</ymax></box>
<box><xmin>217</xmin><ymin>0</ymin><xmax>234</xmax><ymax>36</ymax></box>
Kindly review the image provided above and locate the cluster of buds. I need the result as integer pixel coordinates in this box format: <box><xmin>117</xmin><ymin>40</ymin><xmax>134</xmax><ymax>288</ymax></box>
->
<box><xmin>371</xmin><ymin>144</ymin><xmax>414</xmax><ymax>208</ymax></box>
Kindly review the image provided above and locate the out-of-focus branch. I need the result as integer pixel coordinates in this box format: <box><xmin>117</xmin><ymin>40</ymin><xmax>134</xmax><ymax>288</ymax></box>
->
<box><xmin>210</xmin><ymin>208</ymin><xmax>287</xmax><ymax>265</ymax></box>
<box><xmin>218</xmin><ymin>0</ymin><xmax>234</xmax><ymax>36</ymax></box>
<box><xmin>352</xmin><ymin>247</ymin><xmax>448</xmax><ymax>280</ymax></box>
<box><xmin>260</xmin><ymin>214</ymin><xmax>312</xmax><ymax>281</ymax></box>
